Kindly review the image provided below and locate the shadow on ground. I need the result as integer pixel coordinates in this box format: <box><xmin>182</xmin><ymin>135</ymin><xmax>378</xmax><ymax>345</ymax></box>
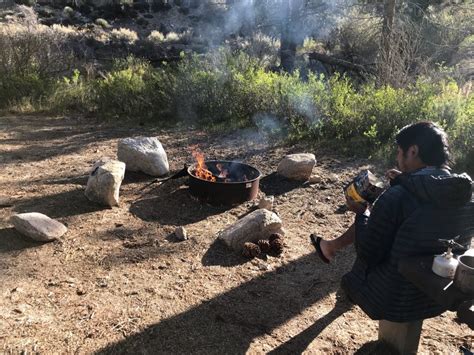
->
<box><xmin>97</xmin><ymin>253</ymin><xmax>351</xmax><ymax>354</ymax></box>
<box><xmin>130</xmin><ymin>179</ymin><xmax>231</xmax><ymax>225</ymax></box>
<box><xmin>13</xmin><ymin>188</ymin><xmax>105</xmax><ymax>219</ymax></box>
<box><xmin>354</xmin><ymin>340</ymin><xmax>399</xmax><ymax>354</ymax></box>
<box><xmin>0</xmin><ymin>115</ymin><xmax>168</xmax><ymax>164</ymax></box>
<box><xmin>260</xmin><ymin>172</ymin><xmax>307</xmax><ymax>197</ymax></box>
<box><xmin>269</xmin><ymin>289</ymin><xmax>354</xmax><ymax>354</ymax></box>
<box><xmin>201</xmin><ymin>238</ymin><xmax>248</xmax><ymax>267</ymax></box>
<box><xmin>0</xmin><ymin>227</ymin><xmax>46</xmax><ymax>254</ymax></box>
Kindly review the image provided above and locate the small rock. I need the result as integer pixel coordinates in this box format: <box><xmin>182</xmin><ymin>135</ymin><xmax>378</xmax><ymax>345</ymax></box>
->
<box><xmin>97</xmin><ymin>279</ymin><xmax>108</xmax><ymax>288</ymax></box>
<box><xmin>10</xmin><ymin>213</ymin><xmax>67</xmax><ymax>242</ymax></box>
<box><xmin>277</xmin><ymin>153</ymin><xmax>316</xmax><ymax>181</ymax></box>
<box><xmin>174</xmin><ymin>226</ymin><xmax>188</xmax><ymax>241</ymax></box>
<box><xmin>258</xmin><ymin>195</ymin><xmax>274</xmax><ymax>210</ymax></box>
<box><xmin>117</xmin><ymin>137</ymin><xmax>169</xmax><ymax>177</ymax></box>
<box><xmin>258</xmin><ymin>263</ymin><xmax>271</xmax><ymax>271</ymax></box>
<box><xmin>85</xmin><ymin>158</ymin><xmax>125</xmax><ymax>207</ymax></box>
<box><xmin>76</xmin><ymin>288</ymin><xmax>86</xmax><ymax>296</ymax></box>
<box><xmin>308</xmin><ymin>175</ymin><xmax>322</xmax><ymax>184</ymax></box>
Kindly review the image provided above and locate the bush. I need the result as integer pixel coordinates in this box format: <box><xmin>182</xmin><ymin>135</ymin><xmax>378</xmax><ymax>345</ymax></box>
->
<box><xmin>1</xmin><ymin>45</ymin><xmax>471</xmax><ymax>175</ymax></box>
<box><xmin>0</xmin><ymin>23</ymin><xmax>75</xmax><ymax>109</ymax></box>
<box><xmin>93</xmin><ymin>57</ymin><xmax>154</xmax><ymax>120</ymax></box>
<box><xmin>147</xmin><ymin>30</ymin><xmax>191</xmax><ymax>44</ymax></box>
<box><xmin>147</xmin><ymin>30</ymin><xmax>165</xmax><ymax>43</ymax></box>
<box><xmin>49</xmin><ymin>69</ymin><xmax>94</xmax><ymax>114</ymax></box>
<box><xmin>110</xmin><ymin>28</ymin><xmax>138</xmax><ymax>44</ymax></box>
<box><xmin>95</xmin><ymin>18</ymin><xmax>110</xmax><ymax>28</ymax></box>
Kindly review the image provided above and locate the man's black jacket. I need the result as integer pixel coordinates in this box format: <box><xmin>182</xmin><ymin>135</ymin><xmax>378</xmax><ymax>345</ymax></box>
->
<box><xmin>342</xmin><ymin>168</ymin><xmax>474</xmax><ymax>322</ymax></box>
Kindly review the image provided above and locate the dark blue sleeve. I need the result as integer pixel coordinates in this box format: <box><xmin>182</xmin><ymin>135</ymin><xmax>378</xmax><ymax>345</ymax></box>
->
<box><xmin>354</xmin><ymin>187</ymin><xmax>405</xmax><ymax>268</ymax></box>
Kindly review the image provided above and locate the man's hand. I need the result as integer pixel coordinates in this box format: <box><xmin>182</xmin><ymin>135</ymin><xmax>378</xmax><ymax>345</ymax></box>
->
<box><xmin>345</xmin><ymin>193</ymin><xmax>368</xmax><ymax>215</ymax></box>
<box><xmin>385</xmin><ymin>169</ymin><xmax>402</xmax><ymax>181</ymax></box>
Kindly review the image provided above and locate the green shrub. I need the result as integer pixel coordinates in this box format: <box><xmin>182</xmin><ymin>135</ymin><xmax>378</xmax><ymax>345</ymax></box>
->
<box><xmin>95</xmin><ymin>18</ymin><xmax>110</xmax><ymax>29</ymax></box>
<box><xmin>49</xmin><ymin>69</ymin><xmax>94</xmax><ymax>114</ymax></box>
<box><xmin>93</xmin><ymin>57</ymin><xmax>154</xmax><ymax>120</ymax></box>
<box><xmin>0</xmin><ymin>45</ymin><xmax>471</xmax><ymax>175</ymax></box>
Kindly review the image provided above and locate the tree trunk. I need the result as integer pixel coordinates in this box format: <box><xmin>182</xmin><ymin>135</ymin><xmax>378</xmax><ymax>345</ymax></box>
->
<box><xmin>382</xmin><ymin>0</ymin><xmax>396</xmax><ymax>61</ymax></box>
<box><xmin>280</xmin><ymin>0</ymin><xmax>304</xmax><ymax>72</ymax></box>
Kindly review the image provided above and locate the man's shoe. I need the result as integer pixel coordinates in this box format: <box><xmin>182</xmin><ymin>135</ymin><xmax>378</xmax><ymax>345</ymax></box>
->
<box><xmin>310</xmin><ymin>234</ymin><xmax>330</xmax><ymax>264</ymax></box>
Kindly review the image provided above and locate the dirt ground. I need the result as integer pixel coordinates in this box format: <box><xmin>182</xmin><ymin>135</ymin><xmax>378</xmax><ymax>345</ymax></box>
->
<box><xmin>0</xmin><ymin>115</ymin><xmax>472</xmax><ymax>354</ymax></box>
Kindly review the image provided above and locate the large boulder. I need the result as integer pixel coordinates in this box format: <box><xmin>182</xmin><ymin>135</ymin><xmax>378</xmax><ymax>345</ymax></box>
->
<box><xmin>117</xmin><ymin>137</ymin><xmax>169</xmax><ymax>177</ymax></box>
<box><xmin>277</xmin><ymin>153</ymin><xmax>316</xmax><ymax>181</ymax></box>
<box><xmin>85</xmin><ymin>158</ymin><xmax>125</xmax><ymax>206</ymax></box>
<box><xmin>10</xmin><ymin>212</ymin><xmax>67</xmax><ymax>242</ymax></box>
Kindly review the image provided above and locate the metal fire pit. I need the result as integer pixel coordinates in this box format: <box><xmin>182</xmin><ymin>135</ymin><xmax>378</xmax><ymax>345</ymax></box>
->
<box><xmin>188</xmin><ymin>160</ymin><xmax>262</xmax><ymax>205</ymax></box>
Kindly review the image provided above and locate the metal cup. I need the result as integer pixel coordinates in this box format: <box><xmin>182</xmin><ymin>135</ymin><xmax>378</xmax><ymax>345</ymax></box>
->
<box><xmin>454</xmin><ymin>255</ymin><xmax>474</xmax><ymax>294</ymax></box>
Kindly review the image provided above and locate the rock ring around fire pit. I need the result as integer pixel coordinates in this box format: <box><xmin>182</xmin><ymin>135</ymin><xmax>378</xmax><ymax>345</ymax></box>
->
<box><xmin>187</xmin><ymin>160</ymin><xmax>262</xmax><ymax>206</ymax></box>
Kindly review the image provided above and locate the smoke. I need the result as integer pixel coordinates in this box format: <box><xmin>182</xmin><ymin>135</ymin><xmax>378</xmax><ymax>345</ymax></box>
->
<box><xmin>223</xmin><ymin>0</ymin><xmax>256</xmax><ymax>37</ymax></box>
<box><xmin>288</xmin><ymin>91</ymin><xmax>320</xmax><ymax>125</ymax></box>
<box><xmin>192</xmin><ymin>0</ymin><xmax>354</xmax><ymax>49</ymax></box>
<box><xmin>173</xmin><ymin>1</ymin><xmax>354</xmax><ymax>142</ymax></box>
<box><xmin>226</xmin><ymin>113</ymin><xmax>285</xmax><ymax>151</ymax></box>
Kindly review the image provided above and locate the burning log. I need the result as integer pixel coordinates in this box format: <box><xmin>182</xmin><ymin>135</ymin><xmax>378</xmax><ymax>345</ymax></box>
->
<box><xmin>218</xmin><ymin>209</ymin><xmax>284</xmax><ymax>251</ymax></box>
<box><xmin>191</xmin><ymin>147</ymin><xmax>216</xmax><ymax>182</ymax></box>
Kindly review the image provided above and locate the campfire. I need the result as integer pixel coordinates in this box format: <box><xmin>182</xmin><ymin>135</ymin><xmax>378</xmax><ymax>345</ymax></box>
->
<box><xmin>191</xmin><ymin>149</ymin><xmax>216</xmax><ymax>182</ymax></box>
<box><xmin>190</xmin><ymin>148</ymin><xmax>252</xmax><ymax>183</ymax></box>
<box><xmin>188</xmin><ymin>147</ymin><xmax>262</xmax><ymax>205</ymax></box>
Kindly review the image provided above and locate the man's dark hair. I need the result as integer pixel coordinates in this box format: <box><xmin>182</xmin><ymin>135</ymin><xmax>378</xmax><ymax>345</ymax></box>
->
<box><xmin>395</xmin><ymin>121</ymin><xmax>451</xmax><ymax>167</ymax></box>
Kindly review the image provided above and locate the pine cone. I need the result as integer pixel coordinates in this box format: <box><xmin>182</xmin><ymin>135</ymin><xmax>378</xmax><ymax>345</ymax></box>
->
<box><xmin>257</xmin><ymin>239</ymin><xmax>271</xmax><ymax>254</ymax></box>
<box><xmin>270</xmin><ymin>238</ymin><xmax>284</xmax><ymax>255</ymax></box>
<box><xmin>242</xmin><ymin>242</ymin><xmax>261</xmax><ymax>258</ymax></box>
<box><xmin>269</xmin><ymin>233</ymin><xmax>283</xmax><ymax>243</ymax></box>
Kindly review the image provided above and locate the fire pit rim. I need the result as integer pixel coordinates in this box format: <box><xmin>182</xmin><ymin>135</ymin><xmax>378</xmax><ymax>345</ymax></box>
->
<box><xmin>187</xmin><ymin>160</ymin><xmax>262</xmax><ymax>185</ymax></box>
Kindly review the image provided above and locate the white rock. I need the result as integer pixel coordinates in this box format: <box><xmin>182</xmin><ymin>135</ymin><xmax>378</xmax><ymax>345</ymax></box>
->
<box><xmin>218</xmin><ymin>209</ymin><xmax>284</xmax><ymax>251</ymax></box>
<box><xmin>175</xmin><ymin>226</ymin><xmax>188</xmax><ymax>241</ymax></box>
<box><xmin>10</xmin><ymin>212</ymin><xmax>67</xmax><ymax>242</ymax></box>
<box><xmin>85</xmin><ymin>158</ymin><xmax>125</xmax><ymax>207</ymax></box>
<box><xmin>258</xmin><ymin>195</ymin><xmax>274</xmax><ymax>210</ymax></box>
<box><xmin>117</xmin><ymin>137</ymin><xmax>169</xmax><ymax>177</ymax></box>
<box><xmin>277</xmin><ymin>153</ymin><xmax>316</xmax><ymax>181</ymax></box>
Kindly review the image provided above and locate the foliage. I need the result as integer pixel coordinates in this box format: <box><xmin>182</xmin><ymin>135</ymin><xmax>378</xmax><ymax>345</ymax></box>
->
<box><xmin>95</xmin><ymin>18</ymin><xmax>110</xmax><ymax>28</ymax></box>
<box><xmin>0</xmin><ymin>23</ymin><xmax>75</xmax><ymax>109</ymax></box>
<box><xmin>14</xmin><ymin>0</ymin><xmax>36</xmax><ymax>7</ymax></box>
<box><xmin>48</xmin><ymin>69</ymin><xmax>94</xmax><ymax>114</ymax></box>
<box><xmin>1</xmin><ymin>45</ymin><xmax>472</xmax><ymax>174</ymax></box>
<box><xmin>93</xmin><ymin>57</ymin><xmax>154</xmax><ymax>119</ymax></box>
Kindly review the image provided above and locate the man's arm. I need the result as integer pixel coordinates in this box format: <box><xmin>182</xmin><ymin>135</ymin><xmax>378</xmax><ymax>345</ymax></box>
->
<box><xmin>354</xmin><ymin>187</ymin><xmax>405</xmax><ymax>268</ymax></box>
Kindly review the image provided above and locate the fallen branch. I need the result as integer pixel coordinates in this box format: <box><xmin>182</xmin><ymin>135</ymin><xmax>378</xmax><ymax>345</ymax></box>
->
<box><xmin>308</xmin><ymin>52</ymin><xmax>373</xmax><ymax>74</ymax></box>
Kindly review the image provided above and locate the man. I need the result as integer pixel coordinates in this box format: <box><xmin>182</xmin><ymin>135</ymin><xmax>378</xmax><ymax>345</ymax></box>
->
<box><xmin>312</xmin><ymin>121</ymin><xmax>474</xmax><ymax>321</ymax></box>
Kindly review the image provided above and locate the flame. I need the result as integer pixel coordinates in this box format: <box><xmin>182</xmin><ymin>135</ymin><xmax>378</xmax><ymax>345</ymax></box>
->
<box><xmin>191</xmin><ymin>147</ymin><xmax>216</xmax><ymax>182</ymax></box>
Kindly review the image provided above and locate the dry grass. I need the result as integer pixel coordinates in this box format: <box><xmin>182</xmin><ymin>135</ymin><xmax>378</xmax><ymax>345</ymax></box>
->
<box><xmin>147</xmin><ymin>30</ymin><xmax>191</xmax><ymax>44</ymax></box>
<box><xmin>110</xmin><ymin>27</ymin><xmax>138</xmax><ymax>44</ymax></box>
